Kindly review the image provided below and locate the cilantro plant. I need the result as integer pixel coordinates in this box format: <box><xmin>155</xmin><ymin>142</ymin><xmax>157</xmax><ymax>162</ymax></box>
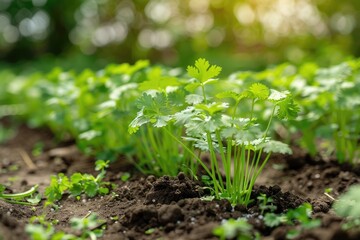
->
<box><xmin>45</xmin><ymin>160</ymin><xmax>112</xmax><ymax>205</ymax></box>
<box><xmin>129</xmin><ymin>58</ymin><xmax>298</xmax><ymax>205</ymax></box>
<box><xmin>213</xmin><ymin>218</ymin><xmax>258</xmax><ymax>240</ymax></box>
<box><xmin>26</xmin><ymin>212</ymin><xmax>105</xmax><ymax>240</ymax></box>
<box><xmin>129</xmin><ymin>67</ymin><xmax>197</xmax><ymax>176</ymax></box>
<box><xmin>257</xmin><ymin>193</ymin><xmax>276</xmax><ymax>215</ymax></box>
<box><xmin>333</xmin><ymin>185</ymin><xmax>360</xmax><ymax>230</ymax></box>
<box><xmin>264</xmin><ymin>203</ymin><xmax>321</xmax><ymax>239</ymax></box>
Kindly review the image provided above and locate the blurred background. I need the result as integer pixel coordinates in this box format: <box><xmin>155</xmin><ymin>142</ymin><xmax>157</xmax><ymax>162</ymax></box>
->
<box><xmin>0</xmin><ymin>0</ymin><xmax>359</xmax><ymax>73</ymax></box>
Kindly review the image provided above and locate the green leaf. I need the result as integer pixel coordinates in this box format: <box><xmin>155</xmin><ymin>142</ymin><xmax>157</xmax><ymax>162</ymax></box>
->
<box><xmin>139</xmin><ymin>67</ymin><xmax>179</xmax><ymax>91</ymax></box>
<box><xmin>276</xmin><ymin>95</ymin><xmax>299</xmax><ymax>120</ymax></box>
<box><xmin>168</xmin><ymin>90</ymin><xmax>186</xmax><ymax>107</ymax></box>
<box><xmin>70</xmin><ymin>183</ymin><xmax>83</xmax><ymax>196</ymax></box>
<box><xmin>195</xmin><ymin>102</ymin><xmax>228</xmax><ymax>116</ymax></box>
<box><xmin>95</xmin><ymin>160</ymin><xmax>109</xmax><ymax>172</ymax></box>
<box><xmin>84</xmin><ymin>181</ymin><xmax>98</xmax><ymax>197</ymax></box>
<box><xmin>185</xmin><ymin>94</ymin><xmax>204</xmax><ymax>105</ymax></box>
<box><xmin>268</xmin><ymin>89</ymin><xmax>289</xmax><ymax>101</ymax></box>
<box><xmin>216</xmin><ymin>91</ymin><xmax>240</xmax><ymax>101</ymax></box>
<box><xmin>98</xmin><ymin>187</ymin><xmax>109</xmax><ymax>195</ymax></box>
<box><xmin>71</xmin><ymin>173</ymin><xmax>83</xmax><ymax>184</ymax></box>
<box><xmin>248</xmin><ymin>83</ymin><xmax>270</xmax><ymax>100</ymax></box>
<box><xmin>334</xmin><ymin>185</ymin><xmax>360</xmax><ymax>219</ymax></box>
<box><xmin>185</xmin><ymin>82</ymin><xmax>201</xmax><ymax>92</ymax></box>
<box><xmin>187</xmin><ymin>58</ymin><xmax>222</xmax><ymax>83</ymax></box>
<box><xmin>260</xmin><ymin>140</ymin><xmax>292</xmax><ymax>154</ymax></box>
<box><xmin>264</xmin><ymin>213</ymin><xmax>286</xmax><ymax>227</ymax></box>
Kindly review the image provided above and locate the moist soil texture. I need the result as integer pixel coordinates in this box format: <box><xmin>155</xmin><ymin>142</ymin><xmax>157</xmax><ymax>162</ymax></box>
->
<box><xmin>1</xmin><ymin>123</ymin><xmax>360</xmax><ymax>240</ymax></box>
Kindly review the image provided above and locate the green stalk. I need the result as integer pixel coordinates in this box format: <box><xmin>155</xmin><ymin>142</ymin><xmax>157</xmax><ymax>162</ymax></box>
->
<box><xmin>206</xmin><ymin>132</ymin><xmax>222</xmax><ymax>197</ymax></box>
<box><xmin>216</xmin><ymin>131</ymin><xmax>231</xmax><ymax>192</ymax></box>
<box><xmin>1</xmin><ymin>185</ymin><xmax>38</xmax><ymax>200</ymax></box>
<box><xmin>201</xmin><ymin>84</ymin><xmax>207</xmax><ymax>104</ymax></box>
<box><xmin>162</xmin><ymin>127</ymin><xmax>219</xmax><ymax>189</ymax></box>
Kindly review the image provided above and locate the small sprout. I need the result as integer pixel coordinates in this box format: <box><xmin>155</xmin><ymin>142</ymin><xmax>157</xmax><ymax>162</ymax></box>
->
<box><xmin>145</xmin><ymin>228</ymin><xmax>156</xmax><ymax>235</ymax></box>
<box><xmin>120</xmin><ymin>172</ymin><xmax>131</xmax><ymax>182</ymax></box>
<box><xmin>200</xmin><ymin>196</ymin><xmax>215</xmax><ymax>201</ymax></box>
<box><xmin>32</xmin><ymin>142</ymin><xmax>44</xmax><ymax>157</ymax></box>
<box><xmin>257</xmin><ymin>193</ymin><xmax>277</xmax><ymax>215</ymax></box>
<box><xmin>213</xmin><ymin>218</ymin><xmax>254</xmax><ymax>240</ymax></box>
<box><xmin>324</xmin><ymin>188</ymin><xmax>333</xmax><ymax>194</ymax></box>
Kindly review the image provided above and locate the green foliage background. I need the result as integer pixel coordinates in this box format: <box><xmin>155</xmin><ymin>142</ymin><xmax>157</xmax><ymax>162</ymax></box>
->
<box><xmin>0</xmin><ymin>0</ymin><xmax>359</xmax><ymax>72</ymax></box>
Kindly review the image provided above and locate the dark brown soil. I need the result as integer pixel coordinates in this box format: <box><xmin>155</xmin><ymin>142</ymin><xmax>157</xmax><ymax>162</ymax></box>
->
<box><xmin>1</xmin><ymin>124</ymin><xmax>360</xmax><ymax>240</ymax></box>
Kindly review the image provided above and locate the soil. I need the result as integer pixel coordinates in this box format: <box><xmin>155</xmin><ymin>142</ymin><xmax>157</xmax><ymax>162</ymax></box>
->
<box><xmin>1</xmin><ymin>122</ymin><xmax>360</xmax><ymax>240</ymax></box>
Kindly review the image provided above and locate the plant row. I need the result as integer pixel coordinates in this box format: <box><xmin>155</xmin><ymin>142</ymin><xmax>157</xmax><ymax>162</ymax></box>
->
<box><xmin>1</xmin><ymin>58</ymin><xmax>359</xmax><ymax>205</ymax></box>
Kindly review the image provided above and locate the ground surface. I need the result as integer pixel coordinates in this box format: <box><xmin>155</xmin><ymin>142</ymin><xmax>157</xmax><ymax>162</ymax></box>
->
<box><xmin>1</xmin><ymin>122</ymin><xmax>360</xmax><ymax>240</ymax></box>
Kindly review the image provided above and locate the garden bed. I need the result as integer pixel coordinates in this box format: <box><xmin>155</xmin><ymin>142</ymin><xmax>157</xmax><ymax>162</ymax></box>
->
<box><xmin>1</xmin><ymin>123</ymin><xmax>359</xmax><ymax>240</ymax></box>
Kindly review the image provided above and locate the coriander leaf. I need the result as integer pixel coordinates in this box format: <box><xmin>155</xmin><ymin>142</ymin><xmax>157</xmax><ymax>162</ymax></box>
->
<box><xmin>98</xmin><ymin>187</ymin><xmax>109</xmax><ymax>195</ymax></box>
<box><xmin>71</xmin><ymin>173</ymin><xmax>83</xmax><ymax>184</ymax></box>
<box><xmin>248</xmin><ymin>83</ymin><xmax>270</xmax><ymax>100</ymax></box>
<box><xmin>84</xmin><ymin>181</ymin><xmax>98</xmax><ymax>197</ymax></box>
<box><xmin>260</xmin><ymin>140</ymin><xmax>292</xmax><ymax>154</ymax></box>
<box><xmin>185</xmin><ymin>94</ymin><xmax>204</xmax><ymax>105</ymax></box>
<box><xmin>139</xmin><ymin>67</ymin><xmax>179</xmax><ymax>91</ymax></box>
<box><xmin>187</xmin><ymin>58</ymin><xmax>222</xmax><ymax>83</ymax></box>
<box><xmin>168</xmin><ymin>90</ymin><xmax>186</xmax><ymax>107</ymax></box>
<box><xmin>276</xmin><ymin>95</ymin><xmax>299</xmax><ymax>120</ymax></box>
<box><xmin>264</xmin><ymin>213</ymin><xmax>285</xmax><ymax>227</ymax></box>
<box><xmin>195</xmin><ymin>102</ymin><xmax>228</xmax><ymax>116</ymax></box>
<box><xmin>268</xmin><ymin>89</ymin><xmax>290</xmax><ymax>101</ymax></box>
<box><xmin>70</xmin><ymin>183</ymin><xmax>83</xmax><ymax>196</ymax></box>
<box><xmin>216</xmin><ymin>91</ymin><xmax>240</xmax><ymax>101</ymax></box>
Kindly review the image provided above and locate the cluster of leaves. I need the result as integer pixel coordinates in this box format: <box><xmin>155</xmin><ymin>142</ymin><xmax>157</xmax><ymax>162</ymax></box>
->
<box><xmin>45</xmin><ymin>160</ymin><xmax>113</xmax><ymax>205</ymax></box>
<box><xmin>4</xmin><ymin>60</ymin><xmax>151</xmax><ymax>161</ymax></box>
<box><xmin>264</xmin><ymin>203</ymin><xmax>321</xmax><ymax>239</ymax></box>
<box><xmin>333</xmin><ymin>185</ymin><xmax>360</xmax><ymax>230</ymax></box>
<box><xmin>26</xmin><ymin>213</ymin><xmax>105</xmax><ymax>240</ymax></box>
<box><xmin>233</xmin><ymin>59</ymin><xmax>360</xmax><ymax>164</ymax></box>
<box><xmin>213</xmin><ymin>218</ymin><xmax>259</xmax><ymax>240</ymax></box>
<box><xmin>129</xmin><ymin>58</ymin><xmax>298</xmax><ymax>205</ymax></box>
<box><xmin>0</xmin><ymin>184</ymin><xmax>40</xmax><ymax>206</ymax></box>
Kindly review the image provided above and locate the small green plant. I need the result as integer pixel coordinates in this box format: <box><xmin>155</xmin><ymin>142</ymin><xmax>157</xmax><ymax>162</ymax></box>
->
<box><xmin>257</xmin><ymin>193</ymin><xmax>276</xmax><ymax>215</ymax></box>
<box><xmin>213</xmin><ymin>218</ymin><xmax>257</xmax><ymax>240</ymax></box>
<box><xmin>333</xmin><ymin>185</ymin><xmax>360</xmax><ymax>230</ymax></box>
<box><xmin>26</xmin><ymin>212</ymin><xmax>105</xmax><ymax>240</ymax></box>
<box><xmin>264</xmin><ymin>203</ymin><xmax>321</xmax><ymax>239</ymax></box>
<box><xmin>45</xmin><ymin>160</ymin><xmax>113</xmax><ymax>204</ymax></box>
<box><xmin>0</xmin><ymin>184</ymin><xmax>40</xmax><ymax>205</ymax></box>
<box><xmin>32</xmin><ymin>142</ymin><xmax>44</xmax><ymax>157</ymax></box>
<box><xmin>129</xmin><ymin>58</ymin><xmax>298</xmax><ymax>206</ymax></box>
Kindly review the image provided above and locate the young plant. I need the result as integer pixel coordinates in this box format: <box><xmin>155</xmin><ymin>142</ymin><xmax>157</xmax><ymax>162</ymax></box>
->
<box><xmin>45</xmin><ymin>160</ymin><xmax>113</xmax><ymax>205</ymax></box>
<box><xmin>0</xmin><ymin>184</ymin><xmax>40</xmax><ymax>206</ymax></box>
<box><xmin>213</xmin><ymin>218</ymin><xmax>257</xmax><ymax>240</ymax></box>
<box><xmin>264</xmin><ymin>203</ymin><xmax>321</xmax><ymax>239</ymax></box>
<box><xmin>129</xmin><ymin>58</ymin><xmax>298</xmax><ymax>205</ymax></box>
<box><xmin>174</xmin><ymin>58</ymin><xmax>298</xmax><ymax>205</ymax></box>
<box><xmin>257</xmin><ymin>193</ymin><xmax>276</xmax><ymax>215</ymax></box>
<box><xmin>333</xmin><ymin>185</ymin><xmax>360</xmax><ymax>230</ymax></box>
<box><xmin>26</xmin><ymin>212</ymin><xmax>105</xmax><ymax>240</ymax></box>
<box><xmin>129</xmin><ymin>67</ymin><xmax>196</xmax><ymax>176</ymax></box>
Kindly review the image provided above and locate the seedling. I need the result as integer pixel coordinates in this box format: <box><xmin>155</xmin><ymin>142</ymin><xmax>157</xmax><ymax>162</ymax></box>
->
<box><xmin>26</xmin><ymin>212</ymin><xmax>105</xmax><ymax>240</ymax></box>
<box><xmin>333</xmin><ymin>185</ymin><xmax>360</xmax><ymax>230</ymax></box>
<box><xmin>129</xmin><ymin>58</ymin><xmax>298</xmax><ymax>206</ymax></box>
<box><xmin>213</xmin><ymin>218</ymin><xmax>257</xmax><ymax>240</ymax></box>
<box><xmin>264</xmin><ymin>203</ymin><xmax>321</xmax><ymax>239</ymax></box>
<box><xmin>45</xmin><ymin>160</ymin><xmax>113</xmax><ymax>205</ymax></box>
<box><xmin>257</xmin><ymin>193</ymin><xmax>277</xmax><ymax>215</ymax></box>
